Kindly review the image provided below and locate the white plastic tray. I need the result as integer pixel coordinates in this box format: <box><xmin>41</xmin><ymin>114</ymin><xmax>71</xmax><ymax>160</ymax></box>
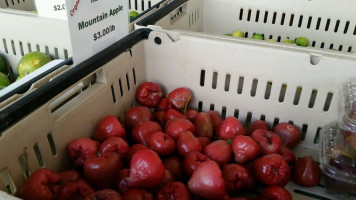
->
<box><xmin>137</xmin><ymin>0</ymin><xmax>356</xmax><ymax>54</ymax></box>
<box><xmin>1</xmin><ymin>28</ymin><xmax>356</xmax><ymax>199</ymax></box>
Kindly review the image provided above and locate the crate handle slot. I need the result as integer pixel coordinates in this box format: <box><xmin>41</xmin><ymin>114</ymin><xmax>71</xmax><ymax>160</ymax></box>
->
<box><xmin>0</xmin><ymin>168</ymin><xmax>16</xmax><ymax>194</ymax></box>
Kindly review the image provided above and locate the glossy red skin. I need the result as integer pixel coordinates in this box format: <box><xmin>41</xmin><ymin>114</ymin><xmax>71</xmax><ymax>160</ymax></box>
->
<box><xmin>67</xmin><ymin>137</ymin><xmax>100</xmax><ymax>167</ymax></box>
<box><xmin>126</xmin><ymin>144</ymin><xmax>149</xmax><ymax>164</ymax></box>
<box><xmin>100</xmin><ymin>137</ymin><xmax>129</xmax><ymax>158</ymax></box>
<box><xmin>163</xmin><ymin>155</ymin><xmax>185</xmax><ymax>181</ymax></box>
<box><xmin>157</xmin><ymin>98</ymin><xmax>171</xmax><ymax>111</ymax></box>
<box><xmin>198</xmin><ymin>137</ymin><xmax>211</xmax><ymax>148</ymax></box>
<box><xmin>246</xmin><ymin>120</ymin><xmax>269</xmax><ymax>136</ymax></box>
<box><xmin>148</xmin><ymin>131</ymin><xmax>176</xmax><ymax>156</ymax></box>
<box><xmin>255</xmin><ymin>186</ymin><xmax>292</xmax><ymax>200</ymax></box>
<box><xmin>93</xmin><ymin>115</ymin><xmax>126</xmax><ymax>142</ymax></box>
<box><xmin>217</xmin><ymin>116</ymin><xmax>245</xmax><ymax>140</ymax></box>
<box><xmin>184</xmin><ymin>151</ymin><xmax>212</xmax><ymax>176</ymax></box>
<box><xmin>292</xmin><ymin>156</ymin><xmax>321</xmax><ymax>187</ymax></box>
<box><xmin>156</xmin><ymin>182</ymin><xmax>190</xmax><ymax>200</ymax></box>
<box><xmin>129</xmin><ymin>149</ymin><xmax>165</xmax><ymax>188</ymax></box>
<box><xmin>57</xmin><ymin>179</ymin><xmax>95</xmax><ymax>200</ymax></box>
<box><xmin>122</xmin><ymin>189</ymin><xmax>154</xmax><ymax>200</ymax></box>
<box><xmin>164</xmin><ymin>108</ymin><xmax>187</xmax><ymax>122</ymax></box>
<box><xmin>186</xmin><ymin>108</ymin><xmax>199</xmax><ymax>122</ymax></box>
<box><xmin>273</xmin><ymin>123</ymin><xmax>301</xmax><ymax>148</ymax></box>
<box><xmin>131</xmin><ymin>121</ymin><xmax>162</xmax><ymax>146</ymax></box>
<box><xmin>59</xmin><ymin>170</ymin><xmax>80</xmax><ymax>184</ymax></box>
<box><xmin>136</xmin><ymin>82</ymin><xmax>162</xmax><ymax>108</ymax></box>
<box><xmin>124</xmin><ymin>106</ymin><xmax>153</xmax><ymax>130</ymax></box>
<box><xmin>251</xmin><ymin>129</ymin><xmax>282</xmax><ymax>155</ymax></box>
<box><xmin>204</xmin><ymin>140</ymin><xmax>232</xmax><ymax>165</ymax></box>
<box><xmin>177</xmin><ymin>131</ymin><xmax>202</xmax><ymax>157</ymax></box>
<box><xmin>153</xmin><ymin>110</ymin><xmax>166</xmax><ymax>127</ymax></box>
<box><xmin>153</xmin><ymin>169</ymin><xmax>175</xmax><ymax>192</ymax></box>
<box><xmin>223</xmin><ymin>163</ymin><xmax>249</xmax><ymax>193</ymax></box>
<box><xmin>19</xmin><ymin>168</ymin><xmax>60</xmax><ymax>200</ymax></box>
<box><xmin>242</xmin><ymin>162</ymin><xmax>259</xmax><ymax>191</ymax></box>
<box><xmin>194</xmin><ymin>112</ymin><xmax>213</xmax><ymax>139</ymax></box>
<box><xmin>253</xmin><ymin>153</ymin><xmax>291</xmax><ymax>186</ymax></box>
<box><xmin>232</xmin><ymin>135</ymin><xmax>261</xmax><ymax>164</ymax></box>
<box><xmin>83</xmin><ymin>152</ymin><xmax>122</xmax><ymax>189</ymax></box>
<box><xmin>84</xmin><ymin>189</ymin><xmax>123</xmax><ymax>200</ymax></box>
<box><xmin>165</xmin><ymin>118</ymin><xmax>195</xmax><ymax>140</ymax></box>
<box><xmin>167</xmin><ymin>87</ymin><xmax>192</xmax><ymax>110</ymax></box>
<box><xmin>188</xmin><ymin>160</ymin><xmax>226</xmax><ymax>200</ymax></box>
<box><xmin>279</xmin><ymin>146</ymin><xmax>296</xmax><ymax>165</ymax></box>
<box><xmin>117</xmin><ymin>168</ymin><xmax>130</xmax><ymax>194</ymax></box>
<box><xmin>208</xmin><ymin>110</ymin><xmax>223</xmax><ymax>130</ymax></box>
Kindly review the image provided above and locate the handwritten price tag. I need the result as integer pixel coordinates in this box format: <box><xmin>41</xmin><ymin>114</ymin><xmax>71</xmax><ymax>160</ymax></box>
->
<box><xmin>65</xmin><ymin>0</ymin><xmax>129</xmax><ymax>65</ymax></box>
<box><xmin>35</xmin><ymin>0</ymin><xmax>67</xmax><ymax>20</ymax></box>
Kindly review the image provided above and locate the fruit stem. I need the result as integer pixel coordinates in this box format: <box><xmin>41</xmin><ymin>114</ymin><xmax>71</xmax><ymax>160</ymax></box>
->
<box><xmin>183</xmin><ymin>94</ymin><xmax>192</xmax><ymax>115</ymax></box>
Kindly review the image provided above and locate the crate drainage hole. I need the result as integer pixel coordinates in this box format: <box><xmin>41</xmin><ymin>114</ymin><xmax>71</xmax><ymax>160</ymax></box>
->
<box><xmin>154</xmin><ymin>37</ymin><xmax>162</xmax><ymax>45</ymax></box>
<box><xmin>310</xmin><ymin>55</ymin><xmax>321</xmax><ymax>65</ymax></box>
<box><xmin>294</xmin><ymin>189</ymin><xmax>332</xmax><ymax>200</ymax></box>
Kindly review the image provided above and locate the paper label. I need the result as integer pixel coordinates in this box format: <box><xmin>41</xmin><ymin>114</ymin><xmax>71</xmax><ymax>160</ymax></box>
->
<box><xmin>65</xmin><ymin>0</ymin><xmax>129</xmax><ymax>65</ymax></box>
<box><xmin>35</xmin><ymin>0</ymin><xmax>68</xmax><ymax>20</ymax></box>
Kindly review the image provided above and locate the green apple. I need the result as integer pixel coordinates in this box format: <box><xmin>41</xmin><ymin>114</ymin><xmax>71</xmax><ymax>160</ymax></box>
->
<box><xmin>0</xmin><ymin>72</ymin><xmax>10</xmax><ymax>88</ymax></box>
<box><xmin>232</xmin><ymin>30</ymin><xmax>244</xmax><ymax>38</ymax></box>
<box><xmin>129</xmin><ymin>11</ymin><xmax>139</xmax><ymax>21</ymax></box>
<box><xmin>252</xmin><ymin>33</ymin><xmax>264</xmax><ymax>40</ymax></box>
<box><xmin>17</xmin><ymin>52</ymin><xmax>51</xmax><ymax>77</ymax></box>
<box><xmin>282</xmin><ymin>39</ymin><xmax>295</xmax><ymax>44</ymax></box>
<box><xmin>296</xmin><ymin>37</ymin><xmax>309</xmax><ymax>47</ymax></box>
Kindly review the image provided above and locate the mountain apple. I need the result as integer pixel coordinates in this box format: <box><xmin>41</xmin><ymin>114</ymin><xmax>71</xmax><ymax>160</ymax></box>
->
<box><xmin>273</xmin><ymin>123</ymin><xmax>301</xmax><ymax>148</ymax></box>
<box><xmin>135</xmin><ymin>82</ymin><xmax>162</xmax><ymax>108</ymax></box>
<box><xmin>124</xmin><ymin>106</ymin><xmax>153</xmax><ymax>130</ymax></box>
<box><xmin>253</xmin><ymin>153</ymin><xmax>291</xmax><ymax>186</ymax></box>
<box><xmin>177</xmin><ymin>131</ymin><xmax>202</xmax><ymax>157</ymax></box>
<box><xmin>156</xmin><ymin>182</ymin><xmax>190</xmax><ymax>200</ymax></box>
<box><xmin>204</xmin><ymin>140</ymin><xmax>232</xmax><ymax>165</ymax></box>
<box><xmin>128</xmin><ymin>149</ymin><xmax>165</xmax><ymax>188</ymax></box>
<box><xmin>194</xmin><ymin>112</ymin><xmax>213</xmax><ymax>139</ymax></box>
<box><xmin>84</xmin><ymin>189</ymin><xmax>123</xmax><ymax>200</ymax></box>
<box><xmin>232</xmin><ymin>135</ymin><xmax>261</xmax><ymax>163</ymax></box>
<box><xmin>183</xmin><ymin>151</ymin><xmax>212</xmax><ymax>176</ymax></box>
<box><xmin>148</xmin><ymin>131</ymin><xmax>176</xmax><ymax>156</ymax></box>
<box><xmin>165</xmin><ymin>118</ymin><xmax>195</xmax><ymax>140</ymax></box>
<box><xmin>67</xmin><ymin>138</ymin><xmax>100</xmax><ymax>167</ymax></box>
<box><xmin>131</xmin><ymin>121</ymin><xmax>162</xmax><ymax>146</ymax></box>
<box><xmin>251</xmin><ymin>129</ymin><xmax>282</xmax><ymax>155</ymax></box>
<box><xmin>246</xmin><ymin>120</ymin><xmax>268</xmax><ymax>135</ymax></box>
<box><xmin>279</xmin><ymin>146</ymin><xmax>296</xmax><ymax>165</ymax></box>
<box><xmin>255</xmin><ymin>185</ymin><xmax>292</xmax><ymax>200</ymax></box>
<box><xmin>167</xmin><ymin>87</ymin><xmax>192</xmax><ymax>110</ymax></box>
<box><xmin>188</xmin><ymin>161</ymin><xmax>226</xmax><ymax>199</ymax></box>
<box><xmin>100</xmin><ymin>137</ymin><xmax>129</xmax><ymax>158</ymax></box>
<box><xmin>292</xmin><ymin>156</ymin><xmax>321</xmax><ymax>187</ymax></box>
<box><xmin>93</xmin><ymin>115</ymin><xmax>126</xmax><ymax>142</ymax></box>
<box><xmin>222</xmin><ymin>163</ymin><xmax>249</xmax><ymax>193</ymax></box>
<box><xmin>217</xmin><ymin>116</ymin><xmax>245</xmax><ymax>140</ymax></box>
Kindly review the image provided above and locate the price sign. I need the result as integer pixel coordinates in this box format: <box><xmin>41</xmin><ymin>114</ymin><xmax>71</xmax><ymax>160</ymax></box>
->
<box><xmin>35</xmin><ymin>0</ymin><xmax>68</xmax><ymax>20</ymax></box>
<box><xmin>65</xmin><ymin>0</ymin><xmax>129</xmax><ymax>65</ymax></box>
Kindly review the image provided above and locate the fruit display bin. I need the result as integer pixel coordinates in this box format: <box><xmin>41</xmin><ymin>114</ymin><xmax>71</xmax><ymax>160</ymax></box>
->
<box><xmin>0</xmin><ymin>0</ymin><xmax>171</xmax><ymax>106</ymax></box>
<box><xmin>136</xmin><ymin>0</ymin><xmax>356</xmax><ymax>55</ymax></box>
<box><xmin>1</xmin><ymin>28</ymin><xmax>356</xmax><ymax>199</ymax></box>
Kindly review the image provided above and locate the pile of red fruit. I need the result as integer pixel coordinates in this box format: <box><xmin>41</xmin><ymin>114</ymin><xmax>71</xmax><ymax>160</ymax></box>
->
<box><xmin>18</xmin><ymin>82</ymin><xmax>322</xmax><ymax>200</ymax></box>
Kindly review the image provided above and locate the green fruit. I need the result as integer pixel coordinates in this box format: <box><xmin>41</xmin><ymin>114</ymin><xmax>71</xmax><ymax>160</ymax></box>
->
<box><xmin>232</xmin><ymin>30</ymin><xmax>244</xmax><ymax>38</ymax></box>
<box><xmin>252</xmin><ymin>33</ymin><xmax>264</xmax><ymax>40</ymax></box>
<box><xmin>0</xmin><ymin>55</ymin><xmax>5</xmax><ymax>73</ymax></box>
<box><xmin>282</xmin><ymin>39</ymin><xmax>295</xmax><ymax>44</ymax></box>
<box><xmin>296</xmin><ymin>37</ymin><xmax>309</xmax><ymax>47</ymax></box>
<box><xmin>17</xmin><ymin>52</ymin><xmax>51</xmax><ymax>77</ymax></box>
<box><xmin>129</xmin><ymin>11</ymin><xmax>139</xmax><ymax>21</ymax></box>
<box><xmin>0</xmin><ymin>72</ymin><xmax>10</xmax><ymax>87</ymax></box>
<box><xmin>0</xmin><ymin>85</ymin><xmax>5</xmax><ymax>90</ymax></box>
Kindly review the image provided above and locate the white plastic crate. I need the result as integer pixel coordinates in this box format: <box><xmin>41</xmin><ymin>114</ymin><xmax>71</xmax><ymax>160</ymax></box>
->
<box><xmin>1</xmin><ymin>28</ymin><xmax>356</xmax><ymax>199</ymax></box>
<box><xmin>0</xmin><ymin>0</ymin><xmax>171</xmax><ymax>106</ymax></box>
<box><xmin>136</xmin><ymin>0</ymin><xmax>356</xmax><ymax>54</ymax></box>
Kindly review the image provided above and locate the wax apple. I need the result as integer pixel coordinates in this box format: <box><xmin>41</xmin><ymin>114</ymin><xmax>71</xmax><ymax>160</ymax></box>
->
<box><xmin>148</xmin><ymin>131</ymin><xmax>176</xmax><ymax>156</ymax></box>
<box><xmin>217</xmin><ymin>116</ymin><xmax>245</xmax><ymax>140</ymax></box>
<box><xmin>167</xmin><ymin>87</ymin><xmax>192</xmax><ymax>110</ymax></box>
<box><xmin>222</xmin><ymin>163</ymin><xmax>249</xmax><ymax>193</ymax></box>
<box><xmin>165</xmin><ymin>118</ymin><xmax>195</xmax><ymax>140</ymax></box>
<box><xmin>232</xmin><ymin>135</ymin><xmax>261</xmax><ymax>163</ymax></box>
<box><xmin>135</xmin><ymin>82</ymin><xmax>162</xmax><ymax>108</ymax></box>
<box><xmin>156</xmin><ymin>182</ymin><xmax>190</xmax><ymax>200</ymax></box>
<box><xmin>131</xmin><ymin>121</ymin><xmax>162</xmax><ymax>146</ymax></box>
<box><xmin>188</xmin><ymin>161</ymin><xmax>226</xmax><ymax>199</ymax></box>
<box><xmin>67</xmin><ymin>138</ymin><xmax>100</xmax><ymax>167</ymax></box>
<box><xmin>177</xmin><ymin>131</ymin><xmax>202</xmax><ymax>157</ymax></box>
<box><xmin>84</xmin><ymin>189</ymin><xmax>123</xmax><ymax>200</ymax></box>
<box><xmin>292</xmin><ymin>156</ymin><xmax>321</xmax><ymax>187</ymax></box>
<box><xmin>253</xmin><ymin>153</ymin><xmax>291</xmax><ymax>186</ymax></box>
<box><xmin>251</xmin><ymin>130</ymin><xmax>282</xmax><ymax>155</ymax></box>
<box><xmin>124</xmin><ymin>106</ymin><xmax>153</xmax><ymax>130</ymax></box>
<box><xmin>204</xmin><ymin>140</ymin><xmax>232</xmax><ymax>165</ymax></box>
<box><xmin>255</xmin><ymin>186</ymin><xmax>292</xmax><ymax>200</ymax></box>
<box><xmin>184</xmin><ymin>151</ymin><xmax>212</xmax><ymax>176</ymax></box>
<box><xmin>100</xmin><ymin>137</ymin><xmax>129</xmax><ymax>158</ymax></box>
<box><xmin>246</xmin><ymin>120</ymin><xmax>268</xmax><ymax>135</ymax></box>
<box><xmin>94</xmin><ymin>115</ymin><xmax>126</xmax><ymax>142</ymax></box>
<box><xmin>273</xmin><ymin>123</ymin><xmax>301</xmax><ymax>148</ymax></box>
<box><xmin>194</xmin><ymin>112</ymin><xmax>213</xmax><ymax>139</ymax></box>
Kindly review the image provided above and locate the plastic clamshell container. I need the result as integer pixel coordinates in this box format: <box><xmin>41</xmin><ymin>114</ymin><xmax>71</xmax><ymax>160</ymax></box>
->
<box><xmin>1</xmin><ymin>28</ymin><xmax>356</xmax><ymax>199</ymax></box>
<box><xmin>136</xmin><ymin>0</ymin><xmax>356</xmax><ymax>55</ymax></box>
<box><xmin>320</xmin><ymin>122</ymin><xmax>356</xmax><ymax>199</ymax></box>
